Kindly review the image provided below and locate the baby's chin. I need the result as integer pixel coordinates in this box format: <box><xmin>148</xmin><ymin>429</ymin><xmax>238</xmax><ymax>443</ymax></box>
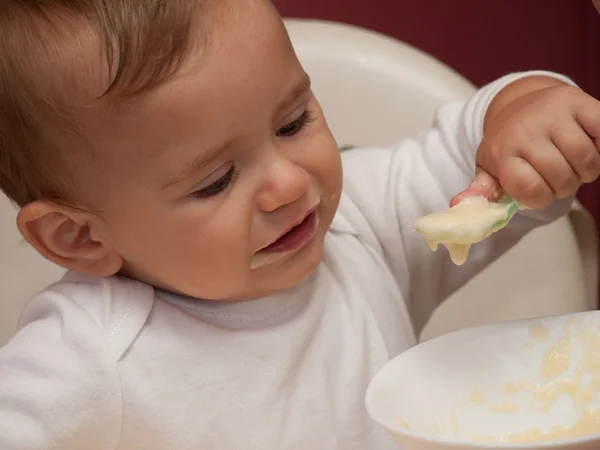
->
<box><xmin>139</xmin><ymin>252</ymin><xmax>323</xmax><ymax>302</ymax></box>
<box><xmin>248</xmin><ymin>235</ymin><xmax>326</xmax><ymax>297</ymax></box>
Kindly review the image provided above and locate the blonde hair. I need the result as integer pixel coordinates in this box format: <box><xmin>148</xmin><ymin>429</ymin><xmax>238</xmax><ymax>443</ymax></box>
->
<box><xmin>0</xmin><ymin>0</ymin><xmax>198</xmax><ymax>206</ymax></box>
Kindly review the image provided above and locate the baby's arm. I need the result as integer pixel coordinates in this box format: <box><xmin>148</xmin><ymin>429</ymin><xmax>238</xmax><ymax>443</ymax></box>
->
<box><xmin>341</xmin><ymin>71</ymin><xmax>574</xmax><ymax>332</ymax></box>
<box><xmin>0</xmin><ymin>291</ymin><xmax>121</xmax><ymax>449</ymax></box>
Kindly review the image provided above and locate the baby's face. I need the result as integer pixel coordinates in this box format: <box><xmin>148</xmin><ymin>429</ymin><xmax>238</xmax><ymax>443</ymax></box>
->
<box><xmin>80</xmin><ymin>0</ymin><xmax>342</xmax><ymax>300</ymax></box>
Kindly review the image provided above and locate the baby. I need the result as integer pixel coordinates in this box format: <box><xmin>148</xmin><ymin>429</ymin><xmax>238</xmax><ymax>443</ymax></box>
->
<box><xmin>1</xmin><ymin>0</ymin><xmax>600</xmax><ymax>449</ymax></box>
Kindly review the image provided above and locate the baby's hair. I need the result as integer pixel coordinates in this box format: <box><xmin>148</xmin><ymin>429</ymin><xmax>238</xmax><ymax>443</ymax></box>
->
<box><xmin>0</xmin><ymin>0</ymin><xmax>198</xmax><ymax>207</ymax></box>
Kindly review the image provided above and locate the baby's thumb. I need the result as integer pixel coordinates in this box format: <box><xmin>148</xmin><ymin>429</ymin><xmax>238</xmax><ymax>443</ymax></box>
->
<box><xmin>450</xmin><ymin>167</ymin><xmax>502</xmax><ymax>207</ymax></box>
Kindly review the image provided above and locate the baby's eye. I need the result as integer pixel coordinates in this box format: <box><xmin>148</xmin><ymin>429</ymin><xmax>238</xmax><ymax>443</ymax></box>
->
<box><xmin>192</xmin><ymin>166</ymin><xmax>236</xmax><ymax>200</ymax></box>
<box><xmin>276</xmin><ymin>111</ymin><xmax>316</xmax><ymax>137</ymax></box>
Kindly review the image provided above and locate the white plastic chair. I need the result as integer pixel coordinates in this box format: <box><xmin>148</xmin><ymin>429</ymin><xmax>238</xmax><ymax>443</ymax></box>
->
<box><xmin>0</xmin><ymin>19</ymin><xmax>597</xmax><ymax>345</ymax></box>
<box><xmin>0</xmin><ymin>195</ymin><xmax>65</xmax><ymax>344</ymax></box>
<box><xmin>283</xmin><ymin>19</ymin><xmax>598</xmax><ymax>340</ymax></box>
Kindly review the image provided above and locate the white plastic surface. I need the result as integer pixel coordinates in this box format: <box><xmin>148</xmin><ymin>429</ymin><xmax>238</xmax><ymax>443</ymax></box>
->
<box><xmin>0</xmin><ymin>195</ymin><xmax>65</xmax><ymax>342</ymax></box>
<box><xmin>284</xmin><ymin>19</ymin><xmax>475</xmax><ymax>147</ymax></box>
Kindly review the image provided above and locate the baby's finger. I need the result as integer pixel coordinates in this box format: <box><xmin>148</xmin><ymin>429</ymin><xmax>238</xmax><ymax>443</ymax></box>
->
<box><xmin>552</xmin><ymin>120</ymin><xmax>600</xmax><ymax>183</ymax></box>
<box><xmin>521</xmin><ymin>142</ymin><xmax>580</xmax><ymax>198</ymax></box>
<box><xmin>499</xmin><ymin>156</ymin><xmax>554</xmax><ymax>209</ymax></box>
<box><xmin>450</xmin><ymin>168</ymin><xmax>501</xmax><ymax>207</ymax></box>
<box><xmin>573</xmin><ymin>91</ymin><xmax>600</xmax><ymax>140</ymax></box>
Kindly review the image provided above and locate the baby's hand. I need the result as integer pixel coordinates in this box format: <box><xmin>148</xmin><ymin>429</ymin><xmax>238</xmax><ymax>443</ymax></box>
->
<box><xmin>452</xmin><ymin>79</ymin><xmax>600</xmax><ymax>209</ymax></box>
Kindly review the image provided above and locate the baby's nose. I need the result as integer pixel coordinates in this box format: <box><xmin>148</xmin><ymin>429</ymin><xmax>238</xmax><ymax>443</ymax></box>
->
<box><xmin>256</xmin><ymin>158</ymin><xmax>310</xmax><ymax>212</ymax></box>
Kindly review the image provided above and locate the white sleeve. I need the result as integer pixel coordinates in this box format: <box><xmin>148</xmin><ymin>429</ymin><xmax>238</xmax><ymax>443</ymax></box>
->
<box><xmin>341</xmin><ymin>71</ymin><xmax>575</xmax><ymax>332</ymax></box>
<box><xmin>0</xmin><ymin>290</ymin><xmax>122</xmax><ymax>449</ymax></box>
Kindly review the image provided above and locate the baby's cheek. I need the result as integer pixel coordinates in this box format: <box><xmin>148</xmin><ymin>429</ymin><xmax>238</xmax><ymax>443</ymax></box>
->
<box><xmin>313</xmin><ymin>140</ymin><xmax>343</xmax><ymax>211</ymax></box>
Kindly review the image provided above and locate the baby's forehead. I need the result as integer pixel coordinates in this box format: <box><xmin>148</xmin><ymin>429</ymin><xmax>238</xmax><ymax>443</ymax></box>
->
<box><xmin>51</xmin><ymin>0</ymin><xmax>288</xmax><ymax>110</ymax></box>
<box><xmin>71</xmin><ymin>1</ymin><xmax>305</xmax><ymax>189</ymax></box>
<box><xmin>77</xmin><ymin>1</ymin><xmax>296</xmax><ymax>122</ymax></box>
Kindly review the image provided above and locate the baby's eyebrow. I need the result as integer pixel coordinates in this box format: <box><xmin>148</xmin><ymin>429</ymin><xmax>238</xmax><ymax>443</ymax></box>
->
<box><xmin>278</xmin><ymin>73</ymin><xmax>311</xmax><ymax>113</ymax></box>
<box><xmin>161</xmin><ymin>141</ymin><xmax>229</xmax><ymax>192</ymax></box>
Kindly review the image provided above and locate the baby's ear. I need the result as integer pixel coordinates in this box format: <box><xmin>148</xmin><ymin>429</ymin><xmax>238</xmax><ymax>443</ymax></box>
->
<box><xmin>17</xmin><ymin>200</ymin><xmax>123</xmax><ymax>277</ymax></box>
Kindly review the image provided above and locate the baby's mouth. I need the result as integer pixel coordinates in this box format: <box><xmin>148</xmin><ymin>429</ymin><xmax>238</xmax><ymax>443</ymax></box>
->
<box><xmin>250</xmin><ymin>208</ymin><xmax>319</xmax><ymax>270</ymax></box>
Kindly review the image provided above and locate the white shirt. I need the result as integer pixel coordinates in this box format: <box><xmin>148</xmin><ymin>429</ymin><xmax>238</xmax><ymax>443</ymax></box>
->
<box><xmin>0</xmin><ymin>72</ymin><xmax>574</xmax><ymax>449</ymax></box>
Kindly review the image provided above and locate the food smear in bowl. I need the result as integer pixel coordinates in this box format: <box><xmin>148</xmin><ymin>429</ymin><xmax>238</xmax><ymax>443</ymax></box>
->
<box><xmin>431</xmin><ymin>319</ymin><xmax>600</xmax><ymax>443</ymax></box>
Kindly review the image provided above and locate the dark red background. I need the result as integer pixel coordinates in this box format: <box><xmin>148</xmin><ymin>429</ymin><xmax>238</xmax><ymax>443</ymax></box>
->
<box><xmin>275</xmin><ymin>0</ymin><xmax>600</xmax><ymax>225</ymax></box>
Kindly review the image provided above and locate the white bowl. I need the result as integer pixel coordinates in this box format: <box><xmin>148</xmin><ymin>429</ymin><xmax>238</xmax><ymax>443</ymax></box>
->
<box><xmin>366</xmin><ymin>311</ymin><xmax>600</xmax><ymax>450</ymax></box>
